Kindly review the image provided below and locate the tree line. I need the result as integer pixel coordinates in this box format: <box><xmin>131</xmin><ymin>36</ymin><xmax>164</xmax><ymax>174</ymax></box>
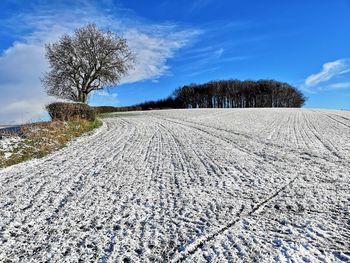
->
<box><xmin>136</xmin><ymin>79</ymin><xmax>306</xmax><ymax>110</ymax></box>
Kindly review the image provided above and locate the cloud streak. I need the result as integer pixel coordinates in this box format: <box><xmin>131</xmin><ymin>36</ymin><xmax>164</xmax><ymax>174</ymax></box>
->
<box><xmin>328</xmin><ymin>82</ymin><xmax>350</xmax><ymax>90</ymax></box>
<box><xmin>304</xmin><ymin>59</ymin><xmax>350</xmax><ymax>86</ymax></box>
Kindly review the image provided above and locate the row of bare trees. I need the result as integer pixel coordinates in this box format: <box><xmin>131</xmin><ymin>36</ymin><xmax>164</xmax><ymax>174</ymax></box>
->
<box><xmin>173</xmin><ymin>80</ymin><xmax>306</xmax><ymax>108</ymax></box>
<box><xmin>136</xmin><ymin>80</ymin><xmax>306</xmax><ymax>110</ymax></box>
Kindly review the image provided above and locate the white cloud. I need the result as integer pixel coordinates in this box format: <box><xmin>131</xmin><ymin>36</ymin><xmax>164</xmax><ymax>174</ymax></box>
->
<box><xmin>340</xmin><ymin>68</ymin><xmax>350</xmax><ymax>75</ymax></box>
<box><xmin>214</xmin><ymin>48</ymin><xmax>224</xmax><ymax>58</ymax></box>
<box><xmin>0</xmin><ymin>37</ymin><xmax>53</xmax><ymax>124</ymax></box>
<box><xmin>95</xmin><ymin>90</ymin><xmax>118</xmax><ymax>97</ymax></box>
<box><xmin>304</xmin><ymin>59</ymin><xmax>350</xmax><ymax>86</ymax></box>
<box><xmin>0</xmin><ymin>99</ymin><xmax>49</xmax><ymax>124</ymax></box>
<box><xmin>0</xmin><ymin>3</ymin><xmax>199</xmax><ymax>124</ymax></box>
<box><xmin>328</xmin><ymin>82</ymin><xmax>350</xmax><ymax>90</ymax></box>
<box><xmin>188</xmin><ymin>0</ymin><xmax>214</xmax><ymax>13</ymax></box>
<box><xmin>95</xmin><ymin>90</ymin><xmax>109</xmax><ymax>96</ymax></box>
<box><xmin>121</xmin><ymin>28</ymin><xmax>199</xmax><ymax>84</ymax></box>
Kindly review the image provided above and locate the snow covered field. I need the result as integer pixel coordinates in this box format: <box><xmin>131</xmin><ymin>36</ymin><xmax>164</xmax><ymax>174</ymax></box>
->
<box><xmin>0</xmin><ymin>108</ymin><xmax>349</xmax><ymax>262</ymax></box>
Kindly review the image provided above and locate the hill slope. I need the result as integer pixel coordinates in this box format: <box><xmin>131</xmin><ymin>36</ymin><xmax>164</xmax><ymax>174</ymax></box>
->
<box><xmin>0</xmin><ymin>109</ymin><xmax>349</xmax><ymax>262</ymax></box>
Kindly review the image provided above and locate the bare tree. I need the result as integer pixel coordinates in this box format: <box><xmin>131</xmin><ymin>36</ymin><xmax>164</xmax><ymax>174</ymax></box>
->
<box><xmin>42</xmin><ymin>23</ymin><xmax>134</xmax><ymax>103</ymax></box>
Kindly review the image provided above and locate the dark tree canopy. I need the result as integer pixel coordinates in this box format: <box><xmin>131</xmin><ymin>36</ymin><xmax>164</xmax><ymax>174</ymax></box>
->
<box><xmin>136</xmin><ymin>80</ymin><xmax>306</xmax><ymax>110</ymax></box>
<box><xmin>42</xmin><ymin>23</ymin><xmax>134</xmax><ymax>103</ymax></box>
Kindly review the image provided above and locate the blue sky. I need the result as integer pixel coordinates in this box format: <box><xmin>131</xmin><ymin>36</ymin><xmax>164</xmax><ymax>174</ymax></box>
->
<box><xmin>1</xmin><ymin>0</ymin><xmax>350</xmax><ymax>123</ymax></box>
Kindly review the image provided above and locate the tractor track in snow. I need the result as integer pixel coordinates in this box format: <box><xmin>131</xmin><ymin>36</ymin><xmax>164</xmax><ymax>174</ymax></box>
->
<box><xmin>170</xmin><ymin>174</ymin><xmax>300</xmax><ymax>263</ymax></box>
<box><xmin>0</xmin><ymin>109</ymin><xmax>349</xmax><ymax>263</ymax></box>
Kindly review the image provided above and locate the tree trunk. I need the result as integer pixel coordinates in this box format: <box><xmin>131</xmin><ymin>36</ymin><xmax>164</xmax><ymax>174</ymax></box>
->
<box><xmin>78</xmin><ymin>92</ymin><xmax>88</xmax><ymax>103</ymax></box>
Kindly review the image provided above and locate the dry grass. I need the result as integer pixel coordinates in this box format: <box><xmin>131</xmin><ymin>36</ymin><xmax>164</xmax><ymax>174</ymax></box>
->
<box><xmin>0</xmin><ymin>118</ymin><xmax>102</xmax><ymax>168</ymax></box>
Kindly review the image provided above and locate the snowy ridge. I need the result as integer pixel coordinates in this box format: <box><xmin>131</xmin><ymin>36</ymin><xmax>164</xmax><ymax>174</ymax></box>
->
<box><xmin>0</xmin><ymin>109</ymin><xmax>349</xmax><ymax>262</ymax></box>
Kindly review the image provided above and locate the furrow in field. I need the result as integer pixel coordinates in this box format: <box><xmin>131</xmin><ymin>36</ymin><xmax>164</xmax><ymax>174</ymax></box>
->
<box><xmin>155</xmin><ymin>111</ymin><xmax>350</xmax><ymax>169</ymax></box>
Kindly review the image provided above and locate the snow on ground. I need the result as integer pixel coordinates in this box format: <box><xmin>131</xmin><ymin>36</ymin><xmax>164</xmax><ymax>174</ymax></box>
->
<box><xmin>0</xmin><ymin>136</ymin><xmax>23</xmax><ymax>160</ymax></box>
<box><xmin>0</xmin><ymin>108</ymin><xmax>349</xmax><ymax>262</ymax></box>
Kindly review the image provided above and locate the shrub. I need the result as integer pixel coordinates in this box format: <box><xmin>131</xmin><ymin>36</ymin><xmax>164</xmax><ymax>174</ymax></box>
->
<box><xmin>46</xmin><ymin>102</ymin><xmax>95</xmax><ymax>121</ymax></box>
